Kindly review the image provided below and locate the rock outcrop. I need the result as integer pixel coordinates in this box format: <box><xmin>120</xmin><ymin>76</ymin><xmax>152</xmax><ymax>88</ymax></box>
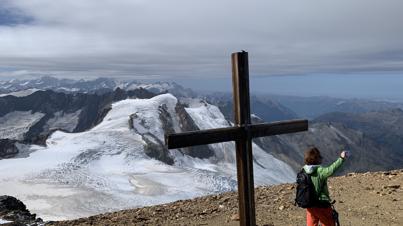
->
<box><xmin>0</xmin><ymin>139</ymin><xmax>18</xmax><ymax>159</ymax></box>
<box><xmin>174</xmin><ymin>102</ymin><xmax>214</xmax><ymax>159</ymax></box>
<box><xmin>0</xmin><ymin>196</ymin><xmax>43</xmax><ymax>226</ymax></box>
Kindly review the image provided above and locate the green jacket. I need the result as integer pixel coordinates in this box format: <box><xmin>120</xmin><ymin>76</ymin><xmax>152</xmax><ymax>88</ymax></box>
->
<box><xmin>303</xmin><ymin>158</ymin><xmax>344</xmax><ymax>202</ymax></box>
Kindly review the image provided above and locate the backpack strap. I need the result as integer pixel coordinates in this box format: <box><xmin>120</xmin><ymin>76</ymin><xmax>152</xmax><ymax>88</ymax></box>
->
<box><xmin>294</xmin><ymin>169</ymin><xmax>305</xmax><ymax>206</ymax></box>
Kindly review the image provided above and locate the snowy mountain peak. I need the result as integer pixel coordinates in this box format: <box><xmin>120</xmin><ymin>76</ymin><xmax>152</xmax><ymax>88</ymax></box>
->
<box><xmin>0</xmin><ymin>93</ymin><xmax>295</xmax><ymax>221</ymax></box>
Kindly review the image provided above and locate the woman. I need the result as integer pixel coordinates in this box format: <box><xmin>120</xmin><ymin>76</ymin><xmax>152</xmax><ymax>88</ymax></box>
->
<box><xmin>303</xmin><ymin>147</ymin><xmax>348</xmax><ymax>226</ymax></box>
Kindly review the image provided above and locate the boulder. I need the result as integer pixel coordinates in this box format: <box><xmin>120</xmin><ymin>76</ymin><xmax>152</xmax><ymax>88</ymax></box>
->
<box><xmin>0</xmin><ymin>195</ymin><xmax>43</xmax><ymax>225</ymax></box>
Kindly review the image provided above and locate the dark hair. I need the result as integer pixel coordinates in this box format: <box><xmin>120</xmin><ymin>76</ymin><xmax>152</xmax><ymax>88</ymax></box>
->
<box><xmin>304</xmin><ymin>147</ymin><xmax>323</xmax><ymax>165</ymax></box>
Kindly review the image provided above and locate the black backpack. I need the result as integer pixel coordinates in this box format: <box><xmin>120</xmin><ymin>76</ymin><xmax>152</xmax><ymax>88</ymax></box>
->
<box><xmin>295</xmin><ymin>169</ymin><xmax>319</xmax><ymax>208</ymax></box>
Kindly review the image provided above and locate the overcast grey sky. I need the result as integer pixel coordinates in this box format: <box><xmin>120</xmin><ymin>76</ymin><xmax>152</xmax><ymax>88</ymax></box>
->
<box><xmin>0</xmin><ymin>0</ymin><xmax>403</xmax><ymax>98</ymax></box>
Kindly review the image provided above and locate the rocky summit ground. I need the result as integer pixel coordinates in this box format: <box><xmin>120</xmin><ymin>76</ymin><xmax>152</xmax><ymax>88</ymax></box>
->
<box><xmin>45</xmin><ymin>169</ymin><xmax>402</xmax><ymax>225</ymax></box>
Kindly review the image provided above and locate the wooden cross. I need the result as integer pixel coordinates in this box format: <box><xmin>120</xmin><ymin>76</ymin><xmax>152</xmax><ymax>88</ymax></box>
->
<box><xmin>165</xmin><ymin>51</ymin><xmax>308</xmax><ymax>226</ymax></box>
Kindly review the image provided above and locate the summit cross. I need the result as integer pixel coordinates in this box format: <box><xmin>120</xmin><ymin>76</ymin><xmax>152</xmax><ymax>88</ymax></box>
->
<box><xmin>165</xmin><ymin>51</ymin><xmax>308</xmax><ymax>226</ymax></box>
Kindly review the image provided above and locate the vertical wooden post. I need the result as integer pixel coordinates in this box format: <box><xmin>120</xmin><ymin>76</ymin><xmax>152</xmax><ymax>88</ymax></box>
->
<box><xmin>232</xmin><ymin>51</ymin><xmax>256</xmax><ymax>226</ymax></box>
<box><xmin>166</xmin><ymin>51</ymin><xmax>308</xmax><ymax>225</ymax></box>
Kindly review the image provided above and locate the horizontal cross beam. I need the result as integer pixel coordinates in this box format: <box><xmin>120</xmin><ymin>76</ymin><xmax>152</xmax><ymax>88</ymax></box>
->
<box><xmin>165</xmin><ymin>119</ymin><xmax>308</xmax><ymax>149</ymax></box>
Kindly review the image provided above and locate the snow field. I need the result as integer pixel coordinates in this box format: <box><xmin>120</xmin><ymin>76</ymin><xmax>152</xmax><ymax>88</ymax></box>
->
<box><xmin>0</xmin><ymin>93</ymin><xmax>295</xmax><ymax>220</ymax></box>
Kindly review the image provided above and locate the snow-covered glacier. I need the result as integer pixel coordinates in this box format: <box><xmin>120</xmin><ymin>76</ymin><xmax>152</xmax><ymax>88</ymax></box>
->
<box><xmin>0</xmin><ymin>94</ymin><xmax>295</xmax><ymax>220</ymax></box>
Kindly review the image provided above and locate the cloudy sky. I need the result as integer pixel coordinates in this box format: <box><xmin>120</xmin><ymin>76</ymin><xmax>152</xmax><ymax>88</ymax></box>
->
<box><xmin>1</xmin><ymin>0</ymin><xmax>403</xmax><ymax>98</ymax></box>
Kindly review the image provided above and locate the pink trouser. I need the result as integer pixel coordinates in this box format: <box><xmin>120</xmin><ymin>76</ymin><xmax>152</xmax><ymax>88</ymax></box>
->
<box><xmin>306</xmin><ymin>207</ymin><xmax>335</xmax><ymax>226</ymax></box>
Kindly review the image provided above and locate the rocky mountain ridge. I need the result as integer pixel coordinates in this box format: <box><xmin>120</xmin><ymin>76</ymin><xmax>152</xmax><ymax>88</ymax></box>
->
<box><xmin>255</xmin><ymin>121</ymin><xmax>402</xmax><ymax>174</ymax></box>
<box><xmin>0</xmin><ymin>88</ymin><xmax>155</xmax><ymax>159</ymax></box>
<box><xmin>313</xmin><ymin>109</ymin><xmax>403</xmax><ymax>170</ymax></box>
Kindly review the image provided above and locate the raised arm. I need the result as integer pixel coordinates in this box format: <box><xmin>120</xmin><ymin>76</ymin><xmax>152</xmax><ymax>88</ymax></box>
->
<box><xmin>318</xmin><ymin>153</ymin><xmax>346</xmax><ymax>178</ymax></box>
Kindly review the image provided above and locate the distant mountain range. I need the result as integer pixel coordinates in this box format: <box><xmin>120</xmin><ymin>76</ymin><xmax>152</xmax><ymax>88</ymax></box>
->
<box><xmin>3</xmin><ymin>76</ymin><xmax>402</xmax><ymax>119</ymax></box>
<box><xmin>269</xmin><ymin>94</ymin><xmax>403</xmax><ymax>119</ymax></box>
<box><xmin>0</xmin><ymin>76</ymin><xmax>196</xmax><ymax>97</ymax></box>
<box><xmin>314</xmin><ymin>109</ymin><xmax>403</xmax><ymax>170</ymax></box>
<box><xmin>205</xmin><ymin>92</ymin><xmax>299</xmax><ymax>123</ymax></box>
<box><xmin>255</xmin><ymin>114</ymin><xmax>403</xmax><ymax>174</ymax></box>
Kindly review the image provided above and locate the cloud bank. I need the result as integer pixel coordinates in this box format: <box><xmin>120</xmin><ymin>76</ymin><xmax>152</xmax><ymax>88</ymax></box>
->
<box><xmin>1</xmin><ymin>0</ymin><xmax>403</xmax><ymax>80</ymax></box>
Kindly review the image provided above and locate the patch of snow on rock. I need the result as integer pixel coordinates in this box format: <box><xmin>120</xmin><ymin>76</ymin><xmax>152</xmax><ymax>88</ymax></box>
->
<box><xmin>0</xmin><ymin>219</ymin><xmax>12</xmax><ymax>224</ymax></box>
<box><xmin>0</xmin><ymin>111</ymin><xmax>45</xmax><ymax>140</ymax></box>
<box><xmin>44</xmin><ymin>110</ymin><xmax>82</xmax><ymax>132</ymax></box>
<box><xmin>0</xmin><ymin>88</ymin><xmax>41</xmax><ymax>97</ymax></box>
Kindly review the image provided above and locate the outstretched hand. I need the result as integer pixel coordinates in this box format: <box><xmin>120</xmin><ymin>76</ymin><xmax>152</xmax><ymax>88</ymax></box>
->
<box><xmin>340</xmin><ymin>150</ymin><xmax>349</xmax><ymax>159</ymax></box>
